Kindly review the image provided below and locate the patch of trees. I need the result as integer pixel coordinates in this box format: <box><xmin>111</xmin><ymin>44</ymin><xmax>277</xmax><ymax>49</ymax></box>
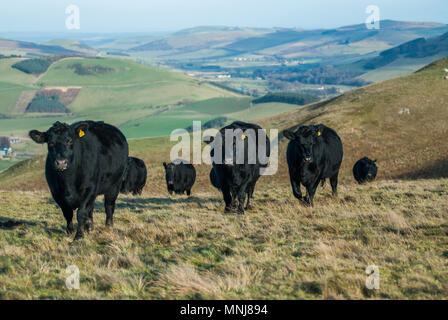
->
<box><xmin>68</xmin><ymin>63</ymin><xmax>115</xmax><ymax>75</ymax></box>
<box><xmin>12</xmin><ymin>58</ymin><xmax>51</xmax><ymax>75</ymax></box>
<box><xmin>0</xmin><ymin>54</ymin><xmax>21</xmax><ymax>59</ymax></box>
<box><xmin>252</xmin><ymin>92</ymin><xmax>319</xmax><ymax>106</ymax></box>
<box><xmin>185</xmin><ymin>117</ymin><xmax>228</xmax><ymax>132</ymax></box>
<box><xmin>26</xmin><ymin>95</ymin><xmax>70</xmax><ymax>113</ymax></box>
<box><xmin>267</xmin><ymin>65</ymin><xmax>369</xmax><ymax>87</ymax></box>
<box><xmin>0</xmin><ymin>113</ymin><xmax>11</xmax><ymax>119</ymax></box>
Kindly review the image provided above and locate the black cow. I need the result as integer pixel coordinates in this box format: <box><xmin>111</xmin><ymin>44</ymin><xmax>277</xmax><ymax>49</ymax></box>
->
<box><xmin>205</xmin><ymin>121</ymin><xmax>270</xmax><ymax>214</ymax></box>
<box><xmin>353</xmin><ymin>157</ymin><xmax>378</xmax><ymax>184</ymax></box>
<box><xmin>163</xmin><ymin>160</ymin><xmax>196</xmax><ymax>196</ymax></box>
<box><xmin>284</xmin><ymin>124</ymin><xmax>343</xmax><ymax>207</ymax></box>
<box><xmin>29</xmin><ymin>121</ymin><xmax>129</xmax><ymax>240</ymax></box>
<box><xmin>121</xmin><ymin>157</ymin><xmax>147</xmax><ymax>195</ymax></box>
<box><xmin>210</xmin><ymin>166</ymin><xmax>257</xmax><ymax>209</ymax></box>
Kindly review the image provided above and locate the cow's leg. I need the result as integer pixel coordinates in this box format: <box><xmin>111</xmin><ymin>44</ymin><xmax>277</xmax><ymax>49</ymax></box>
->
<box><xmin>289</xmin><ymin>174</ymin><xmax>303</xmax><ymax>201</ymax></box>
<box><xmin>104</xmin><ymin>192</ymin><xmax>119</xmax><ymax>228</ymax></box>
<box><xmin>186</xmin><ymin>189</ymin><xmax>191</xmax><ymax>196</ymax></box>
<box><xmin>236</xmin><ymin>183</ymin><xmax>249</xmax><ymax>214</ymax></box>
<box><xmin>330</xmin><ymin>174</ymin><xmax>339</xmax><ymax>197</ymax></box>
<box><xmin>85</xmin><ymin>207</ymin><xmax>94</xmax><ymax>233</ymax></box>
<box><xmin>304</xmin><ymin>179</ymin><xmax>321</xmax><ymax>207</ymax></box>
<box><xmin>245</xmin><ymin>183</ymin><xmax>255</xmax><ymax>210</ymax></box>
<box><xmin>222</xmin><ymin>184</ymin><xmax>233</xmax><ymax>212</ymax></box>
<box><xmin>74</xmin><ymin>197</ymin><xmax>96</xmax><ymax>240</ymax></box>
<box><xmin>59</xmin><ymin>203</ymin><xmax>74</xmax><ymax>235</ymax></box>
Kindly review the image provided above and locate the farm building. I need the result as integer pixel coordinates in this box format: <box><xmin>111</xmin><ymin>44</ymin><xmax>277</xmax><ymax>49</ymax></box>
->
<box><xmin>0</xmin><ymin>147</ymin><xmax>12</xmax><ymax>159</ymax></box>
<box><xmin>0</xmin><ymin>137</ymin><xmax>13</xmax><ymax>159</ymax></box>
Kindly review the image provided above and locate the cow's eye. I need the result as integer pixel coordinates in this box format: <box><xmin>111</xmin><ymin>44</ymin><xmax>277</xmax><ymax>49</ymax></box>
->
<box><xmin>49</xmin><ymin>143</ymin><xmax>55</xmax><ymax>148</ymax></box>
<box><xmin>67</xmin><ymin>139</ymin><xmax>73</xmax><ymax>146</ymax></box>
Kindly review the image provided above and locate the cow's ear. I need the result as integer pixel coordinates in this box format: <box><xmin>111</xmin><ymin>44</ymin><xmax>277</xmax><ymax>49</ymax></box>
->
<box><xmin>373</xmin><ymin>159</ymin><xmax>378</xmax><ymax>163</ymax></box>
<box><xmin>74</xmin><ymin>123</ymin><xmax>88</xmax><ymax>139</ymax></box>
<box><xmin>203</xmin><ymin>136</ymin><xmax>215</xmax><ymax>145</ymax></box>
<box><xmin>283</xmin><ymin>130</ymin><xmax>296</xmax><ymax>140</ymax></box>
<box><xmin>29</xmin><ymin>130</ymin><xmax>48</xmax><ymax>144</ymax></box>
<box><xmin>163</xmin><ymin>162</ymin><xmax>167</xmax><ymax>169</ymax></box>
<box><xmin>314</xmin><ymin>124</ymin><xmax>324</xmax><ymax>137</ymax></box>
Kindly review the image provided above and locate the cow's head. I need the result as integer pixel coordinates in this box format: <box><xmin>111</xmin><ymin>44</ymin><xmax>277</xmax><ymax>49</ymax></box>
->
<box><xmin>29</xmin><ymin>121</ymin><xmax>88</xmax><ymax>172</ymax></box>
<box><xmin>163</xmin><ymin>162</ymin><xmax>175</xmax><ymax>187</ymax></box>
<box><xmin>363</xmin><ymin>158</ymin><xmax>378</xmax><ymax>181</ymax></box>
<box><xmin>283</xmin><ymin>125</ymin><xmax>322</xmax><ymax>164</ymax></box>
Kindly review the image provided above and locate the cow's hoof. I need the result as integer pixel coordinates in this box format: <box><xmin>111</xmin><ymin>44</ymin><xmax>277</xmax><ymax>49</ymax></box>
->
<box><xmin>106</xmin><ymin>220</ymin><xmax>114</xmax><ymax>228</ymax></box>
<box><xmin>74</xmin><ymin>232</ymin><xmax>84</xmax><ymax>241</ymax></box>
<box><xmin>236</xmin><ymin>206</ymin><xmax>245</xmax><ymax>215</ymax></box>
<box><xmin>224</xmin><ymin>207</ymin><xmax>232</xmax><ymax>213</ymax></box>
<box><xmin>245</xmin><ymin>204</ymin><xmax>253</xmax><ymax>211</ymax></box>
<box><xmin>301</xmin><ymin>197</ymin><xmax>312</xmax><ymax>207</ymax></box>
<box><xmin>85</xmin><ymin>221</ymin><xmax>94</xmax><ymax>233</ymax></box>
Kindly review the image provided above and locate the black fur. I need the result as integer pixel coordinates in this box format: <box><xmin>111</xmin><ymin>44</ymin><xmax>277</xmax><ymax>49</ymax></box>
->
<box><xmin>353</xmin><ymin>157</ymin><xmax>378</xmax><ymax>184</ymax></box>
<box><xmin>205</xmin><ymin>121</ymin><xmax>270</xmax><ymax>214</ymax></box>
<box><xmin>284</xmin><ymin>124</ymin><xmax>343</xmax><ymax>207</ymax></box>
<box><xmin>210</xmin><ymin>167</ymin><xmax>221</xmax><ymax>191</ymax></box>
<box><xmin>121</xmin><ymin>157</ymin><xmax>147</xmax><ymax>195</ymax></box>
<box><xmin>163</xmin><ymin>160</ymin><xmax>196</xmax><ymax>196</ymax></box>
<box><xmin>29</xmin><ymin>121</ymin><xmax>129</xmax><ymax>240</ymax></box>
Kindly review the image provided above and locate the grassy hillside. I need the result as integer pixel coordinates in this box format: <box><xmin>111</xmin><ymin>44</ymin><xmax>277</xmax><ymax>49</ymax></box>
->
<box><xmin>262</xmin><ymin>56</ymin><xmax>448</xmax><ymax>181</ymax></box>
<box><xmin>0</xmin><ymin>57</ymin><xmax>447</xmax><ymax>300</ymax></box>
<box><xmin>0</xmin><ymin>178</ymin><xmax>447</xmax><ymax>299</ymax></box>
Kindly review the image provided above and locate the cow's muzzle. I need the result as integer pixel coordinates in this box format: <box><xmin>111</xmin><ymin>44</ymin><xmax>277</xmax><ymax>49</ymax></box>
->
<box><xmin>304</xmin><ymin>157</ymin><xmax>312</xmax><ymax>164</ymax></box>
<box><xmin>54</xmin><ymin>159</ymin><xmax>68</xmax><ymax>171</ymax></box>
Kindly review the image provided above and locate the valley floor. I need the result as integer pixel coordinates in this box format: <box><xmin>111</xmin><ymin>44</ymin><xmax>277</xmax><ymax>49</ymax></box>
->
<box><xmin>0</xmin><ymin>178</ymin><xmax>447</xmax><ymax>299</ymax></box>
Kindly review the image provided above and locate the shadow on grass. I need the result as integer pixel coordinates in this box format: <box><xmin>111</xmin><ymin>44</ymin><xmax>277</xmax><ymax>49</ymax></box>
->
<box><xmin>115</xmin><ymin>196</ymin><xmax>222</xmax><ymax>211</ymax></box>
<box><xmin>398</xmin><ymin>159</ymin><xmax>448</xmax><ymax>180</ymax></box>
<box><xmin>0</xmin><ymin>217</ymin><xmax>36</xmax><ymax>230</ymax></box>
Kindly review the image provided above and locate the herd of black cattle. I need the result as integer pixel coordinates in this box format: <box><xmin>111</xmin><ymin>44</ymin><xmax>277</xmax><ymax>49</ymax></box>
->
<box><xmin>29</xmin><ymin>120</ymin><xmax>378</xmax><ymax>240</ymax></box>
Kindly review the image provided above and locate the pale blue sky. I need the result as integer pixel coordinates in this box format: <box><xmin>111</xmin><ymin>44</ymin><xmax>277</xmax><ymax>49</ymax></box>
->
<box><xmin>1</xmin><ymin>0</ymin><xmax>447</xmax><ymax>32</ymax></box>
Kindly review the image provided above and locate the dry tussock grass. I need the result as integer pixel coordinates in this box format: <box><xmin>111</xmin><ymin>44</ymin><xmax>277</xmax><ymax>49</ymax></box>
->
<box><xmin>0</xmin><ymin>178</ymin><xmax>447</xmax><ymax>299</ymax></box>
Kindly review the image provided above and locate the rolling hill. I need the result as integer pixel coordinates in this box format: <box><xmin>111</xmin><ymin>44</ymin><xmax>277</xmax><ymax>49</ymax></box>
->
<box><xmin>43</xmin><ymin>39</ymin><xmax>98</xmax><ymax>56</ymax></box>
<box><xmin>0</xmin><ymin>57</ymin><xmax>243</xmax><ymax>139</ymax></box>
<box><xmin>125</xmin><ymin>20</ymin><xmax>448</xmax><ymax>64</ymax></box>
<box><xmin>0</xmin><ymin>38</ymin><xmax>83</xmax><ymax>56</ymax></box>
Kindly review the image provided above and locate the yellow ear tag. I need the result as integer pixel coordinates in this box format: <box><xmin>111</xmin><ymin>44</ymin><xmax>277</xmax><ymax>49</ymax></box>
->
<box><xmin>317</xmin><ymin>131</ymin><xmax>321</xmax><ymax>137</ymax></box>
<box><xmin>79</xmin><ymin>129</ymin><xmax>85</xmax><ymax>138</ymax></box>
<box><xmin>242</xmin><ymin>134</ymin><xmax>247</xmax><ymax>140</ymax></box>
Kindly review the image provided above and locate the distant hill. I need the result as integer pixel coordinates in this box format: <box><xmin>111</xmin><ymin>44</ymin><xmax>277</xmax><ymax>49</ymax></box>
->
<box><xmin>126</xmin><ymin>20</ymin><xmax>448</xmax><ymax>64</ymax></box>
<box><xmin>43</xmin><ymin>39</ymin><xmax>98</xmax><ymax>56</ymax></box>
<box><xmin>129</xmin><ymin>27</ymin><xmax>271</xmax><ymax>53</ymax></box>
<box><xmin>361</xmin><ymin>31</ymin><xmax>448</xmax><ymax>70</ymax></box>
<box><xmin>0</xmin><ymin>38</ymin><xmax>82</xmax><ymax>56</ymax></box>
